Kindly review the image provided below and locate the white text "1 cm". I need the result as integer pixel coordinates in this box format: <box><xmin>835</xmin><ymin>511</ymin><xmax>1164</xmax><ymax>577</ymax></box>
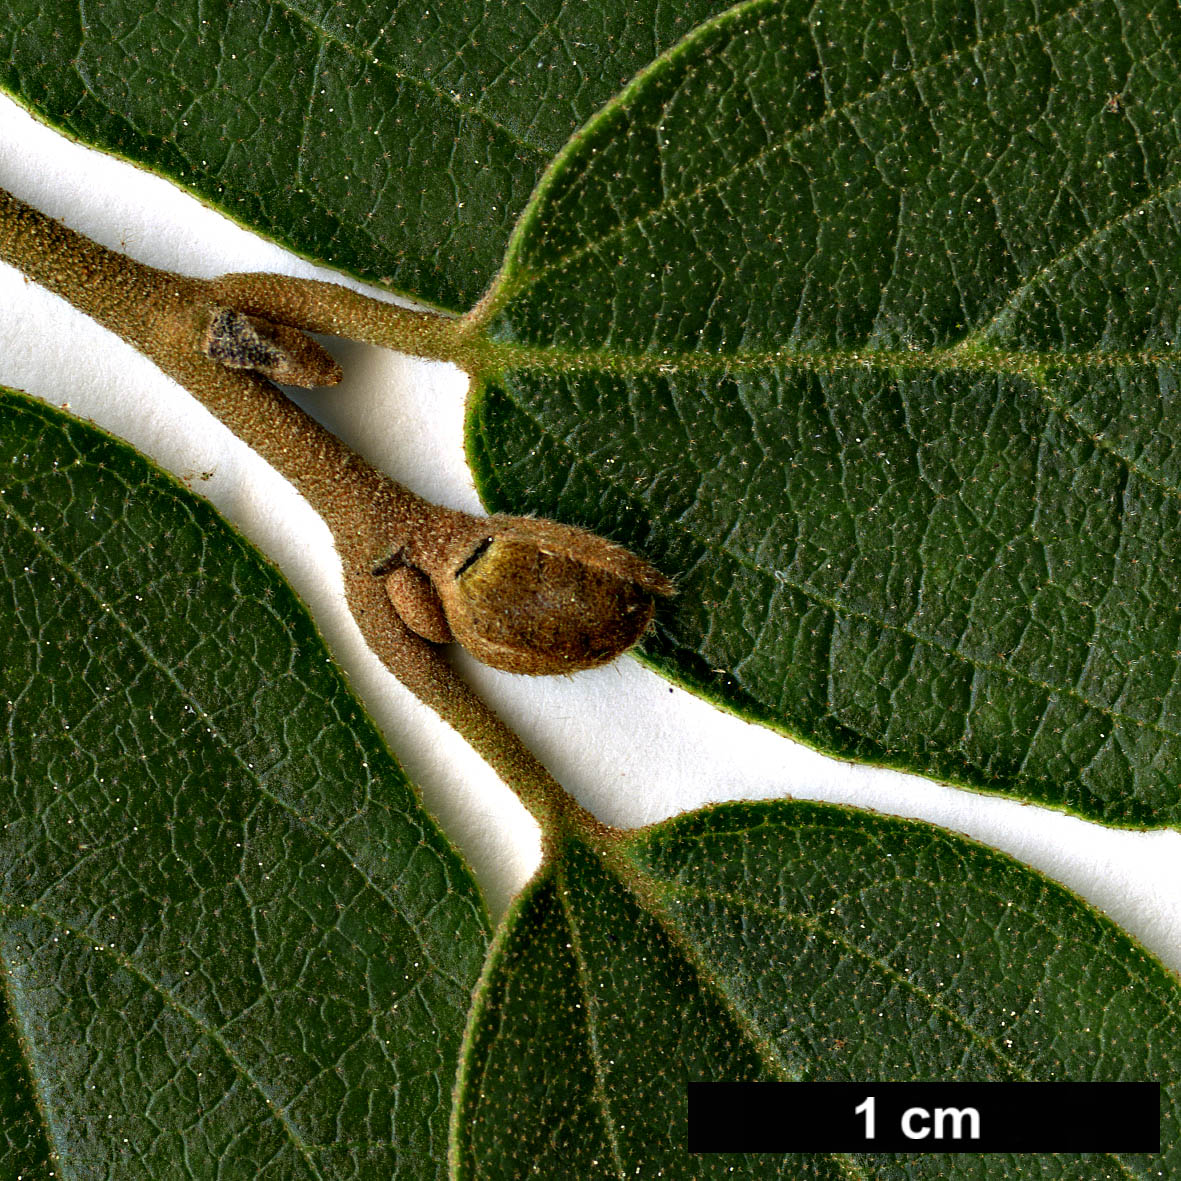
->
<box><xmin>854</xmin><ymin>1095</ymin><xmax>982</xmax><ymax>1141</ymax></box>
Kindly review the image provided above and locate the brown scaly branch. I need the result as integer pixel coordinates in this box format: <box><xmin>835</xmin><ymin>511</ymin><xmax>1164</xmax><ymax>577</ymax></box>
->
<box><xmin>0</xmin><ymin>184</ymin><xmax>670</xmax><ymax>842</ymax></box>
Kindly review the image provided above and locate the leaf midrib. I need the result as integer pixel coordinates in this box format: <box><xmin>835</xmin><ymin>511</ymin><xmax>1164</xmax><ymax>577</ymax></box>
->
<box><xmin>555</xmin><ymin>862</ymin><xmax>628</xmax><ymax>1181</ymax></box>
<box><xmin>482</xmin><ymin>340</ymin><xmax>1178</xmax><ymax>377</ymax></box>
<box><xmin>579</xmin><ymin>838</ymin><xmax>872</xmax><ymax>1181</ymax></box>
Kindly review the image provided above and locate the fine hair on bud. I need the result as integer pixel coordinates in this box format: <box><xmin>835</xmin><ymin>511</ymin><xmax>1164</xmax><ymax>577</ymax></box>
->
<box><xmin>414</xmin><ymin>515</ymin><xmax>674</xmax><ymax>676</ymax></box>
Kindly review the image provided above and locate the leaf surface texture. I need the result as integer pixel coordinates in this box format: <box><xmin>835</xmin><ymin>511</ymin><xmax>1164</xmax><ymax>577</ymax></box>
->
<box><xmin>0</xmin><ymin>389</ymin><xmax>490</xmax><ymax>1178</ymax></box>
<box><xmin>454</xmin><ymin>799</ymin><xmax>1181</xmax><ymax>1178</ymax></box>
<box><xmin>468</xmin><ymin>0</ymin><xmax>1181</xmax><ymax>826</ymax></box>
<box><xmin>0</xmin><ymin>0</ymin><xmax>734</xmax><ymax>309</ymax></box>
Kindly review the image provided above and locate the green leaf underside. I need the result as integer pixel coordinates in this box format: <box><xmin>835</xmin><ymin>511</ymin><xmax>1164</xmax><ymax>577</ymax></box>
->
<box><xmin>0</xmin><ymin>389</ymin><xmax>490</xmax><ymax>1178</ymax></box>
<box><xmin>468</xmin><ymin>0</ymin><xmax>1181</xmax><ymax>827</ymax></box>
<box><xmin>0</xmin><ymin>0</ymin><xmax>736</xmax><ymax>311</ymax></box>
<box><xmin>454</xmin><ymin>798</ymin><xmax>1180</xmax><ymax>1179</ymax></box>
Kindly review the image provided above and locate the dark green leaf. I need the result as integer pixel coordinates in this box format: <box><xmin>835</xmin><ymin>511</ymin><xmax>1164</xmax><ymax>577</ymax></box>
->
<box><xmin>453</xmin><ymin>798</ymin><xmax>1181</xmax><ymax>1178</ymax></box>
<box><xmin>0</xmin><ymin>388</ymin><xmax>490</xmax><ymax>1177</ymax></box>
<box><xmin>468</xmin><ymin>0</ymin><xmax>1181</xmax><ymax>826</ymax></box>
<box><xmin>0</xmin><ymin>0</ymin><xmax>734</xmax><ymax>310</ymax></box>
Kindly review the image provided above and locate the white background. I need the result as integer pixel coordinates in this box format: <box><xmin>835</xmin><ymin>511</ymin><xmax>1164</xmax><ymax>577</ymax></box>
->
<box><xmin>1</xmin><ymin>93</ymin><xmax>1178</xmax><ymax>971</ymax></box>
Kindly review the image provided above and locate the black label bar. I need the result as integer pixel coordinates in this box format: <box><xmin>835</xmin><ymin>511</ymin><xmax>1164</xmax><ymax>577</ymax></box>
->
<box><xmin>688</xmin><ymin>1082</ymin><xmax>1161</xmax><ymax>1153</ymax></box>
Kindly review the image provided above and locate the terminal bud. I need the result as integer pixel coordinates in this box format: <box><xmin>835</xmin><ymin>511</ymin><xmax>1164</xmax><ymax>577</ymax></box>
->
<box><xmin>397</xmin><ymin>515</ymin><xmax>673</xmax><ymax>675</ymax></box>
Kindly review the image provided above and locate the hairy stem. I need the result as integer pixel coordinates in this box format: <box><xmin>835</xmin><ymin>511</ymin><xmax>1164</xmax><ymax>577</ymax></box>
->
<box><xmin>206</xmin><ymin>271</ymin><xmax>494</xmax><ymax>371</ymax></box>
<box><xmin>0</xmin><ymin>183</ymin><xmax>595</xmax><ymax>839</ymax></box>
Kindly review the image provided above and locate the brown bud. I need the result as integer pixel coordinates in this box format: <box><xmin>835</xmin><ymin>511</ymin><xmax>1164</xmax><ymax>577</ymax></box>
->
<box><xmin>417</xmin><ymin>516</ymin><xmax>673</xmax><ymax>675</ymax></box>
<box><xmin>201</xmin><ymin>306</ymin><xmax>342</xmax><ymax>387</ymax></box>
<box><xmin>384</xmin><ymin>565</ymin><xmax>454</xmax><ymax>644</ymax></box>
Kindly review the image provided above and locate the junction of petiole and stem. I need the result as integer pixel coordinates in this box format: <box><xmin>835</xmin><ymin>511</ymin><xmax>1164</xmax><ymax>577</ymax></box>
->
<box><xmin>0</xmin><ymin>184</ymin><xmax>671</xmax><ymax>847</ymax></box>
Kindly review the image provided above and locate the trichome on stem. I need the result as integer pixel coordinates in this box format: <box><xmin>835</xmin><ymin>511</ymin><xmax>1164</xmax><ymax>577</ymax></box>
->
<box><xmin>0</xmin><ymin>183</ymin><xmax>671</xmax><ymax>843</ymax></box>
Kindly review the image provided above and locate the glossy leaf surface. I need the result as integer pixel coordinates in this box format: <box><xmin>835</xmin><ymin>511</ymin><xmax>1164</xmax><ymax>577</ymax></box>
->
<box><xmin>454</xmin><ymin>798</ymin><xmax>1180</xmax><ymax>1178</ymax></box>
<box><xmin>468</xmin><ymin>0</ymin><xmax>1181</xmax><ymax>826</ymax></box>
<box><xmin>0</xmin><ymin>389</ymin><xmax>490</xmax><ymax>1177</ymax></box>
<box><xmin>0</xmin><ymin>0</ymin><xmax>733</xmax><ymax>310</ymax></box>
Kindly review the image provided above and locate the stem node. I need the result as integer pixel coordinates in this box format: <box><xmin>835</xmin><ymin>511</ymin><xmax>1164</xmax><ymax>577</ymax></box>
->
<box><xmin>0</xmin><ymin>182</ymin><xmax>667</xmax><ymax>843</ymax></box>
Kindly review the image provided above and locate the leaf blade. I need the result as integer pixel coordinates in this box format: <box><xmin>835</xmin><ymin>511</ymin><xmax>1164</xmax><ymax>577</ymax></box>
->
<box><xmin>469</xmin><ymin>0</ymin><xmax>1181</xmax><ymax>826</ymax></box>
<box><xmin>453</xmin><ymin>798</ymin><xmax>1181</xmax><ymax>1177</ymax></box>
<box><xmin>0</xmin><ymin>388</ymin><xmax>490</xmax><ymax>1177</ymax></box>
<box><xmin>0</xmin><ymin>967</ymin><xmax>53</xmax><ymax>1176</ymax></box>
<box><xmin>0</xmin><ymin>0</ymin><xmax>738</xmax><ymax>309</ymax></box>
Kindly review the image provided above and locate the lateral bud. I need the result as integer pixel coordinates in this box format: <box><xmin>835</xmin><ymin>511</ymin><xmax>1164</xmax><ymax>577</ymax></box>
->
<box><xmin>389</xmin><ymin>515</ymin><xmax>674</xmax><ymax>675</ymax></box>
<box><xmin>384</xmin><ymin>565</ymin><xmax>454</xmax><ymax>644</ymax></box>
<box><xmin>201</xmin><ymin>306</ymin><xmax>342</xmax><ymax>387</ymax></box>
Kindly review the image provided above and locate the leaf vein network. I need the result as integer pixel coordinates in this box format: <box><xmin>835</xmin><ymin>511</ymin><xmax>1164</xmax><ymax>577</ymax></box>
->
<box><xmin>492</xmin><ymin>0</ymin><xmax>1106</xmax><ymax>310</ymax></box>
<box><xmin>0</xmin><ymin>932</ymin><xmax>62</xmax><ymax>1173</ymax></box>
<box><xmin>0</xmin><ymin>480</ymin><xmax>467</xmax><ymax>994</ymax></box>
<box><xmin>485</xmin><ymin>379</ymin><xmax>1181</xmax><ymax>782</ymax></box>
<box><xmin>265</xmin><ymin>0</ymin><xmax>550</xmax><ymax>159</ymax></box>
<box><xmin>0</xmin><ymin>900</ymin><xmax>328</xmax><ymax>1178</ymax></box>
<box><xmin>602</xmin><ymin>846</ymin><xmax>873</xmax><ymax>1179</ymax></box>
<box><xmin>554</xmin><ymin>863</ymin><xmax>628</xmax><ymax>1181</ymax></box>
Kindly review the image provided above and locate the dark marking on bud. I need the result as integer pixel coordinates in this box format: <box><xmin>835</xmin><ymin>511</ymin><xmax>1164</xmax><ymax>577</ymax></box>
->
<box><xmin>454</xmin><ymin>536</ymin><xmax>493</xmax><ymax>577</ymax></box>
